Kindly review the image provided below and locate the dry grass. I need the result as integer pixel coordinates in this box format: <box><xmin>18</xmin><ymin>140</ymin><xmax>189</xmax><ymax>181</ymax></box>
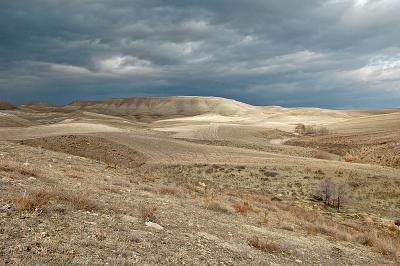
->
<box><xmin>303</xmin><ymin>125</ymin><xmax>329</xmax><ymax>136</ymax></box>
<box><xmin>343</xmin><ymin>154</ymin><xmax>358</xmax><ymax>162</ymax></box>
<box><xmin>247</xmin><ymin>194</ymin><xmax>272</xmax><ymax>205</ymax></box>
<box><xmin>138</xmin><ymin>203</ymin><xmax>158</xmax><ymax>223</ymax></box>
<box><xmin>204</xmin><ymin>196</ymin><xmax>230</xmax><ymax>213</ymax></box>
<box><xmin>68</xmin><ymin>174</ymin><xmax>83</xmax><ymax>179</ymax></box>
<box><xmin>373</xmin><ymin>238</ymin><xmax>400</xmax><ymax>257</ymax></box>
<box><xmin>159</xmin><ymin>186</ymin><xmax>180</xmax><ymax>197</ymax></box>
<box><xmin>306</xmin><ymin>221</ymin><xmax>400</xmax><ymax>258</ymax></box>
<box><xmin>233</xmin><ymin>201</ymin><xmax>253</xmax><ymax>215</ymax></box>
<box><xmin>14</xmin><ymin>190</ymin><xmax>51</xmax><ymax>211</ymax></box>
<box><xmin>101</xmin><ymin>185</ymin><xmax>122</xmax><ymax>194</ymax></box>
<box><xmin>280</xmin><ymin>204</ymin><xmax>319</xmax><ymax>223</ymax></box>
<box><xmin>306</xmin><ymin>221</ymin><xmax>352</xmax><ymax>241</ymax></box>
<box><xmin>354</xmin><ymin>232</ymin><xmax>400</xmax><ymax>257</ymax></box>
<box><xmin>353</xmin><ymin>231</ymin><xmax>376</xmax><ymax>246</ymax></box>
<box><xmin>12</xmin><ymin>185</ymin><xmax>99</xmax><ymax>212</ymax></box>
<box><xmin>314</xmin><ymin>150</ymin><xmax>332</xmax><ymax>160</ymax></box>
<box><xmin>61</xmin><ymin>193</ymin><xmax>99</xmax><ymax>211</ymax></box>
<box><xmin>247</xmin><ymin>236</ymin><xmax>285</xmax><ymax>253</ymax></box>
<box><xmin>0</xmin><ymin>160</ymin><xmax>42</xmax><ymax>178</ymax></box>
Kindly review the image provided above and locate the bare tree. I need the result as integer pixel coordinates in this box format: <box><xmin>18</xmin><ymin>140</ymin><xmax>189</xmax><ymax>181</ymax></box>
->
<box><xmin>319</xmin><ymin>178</ymin><xmax>335</xmax><ymax>206</ymax></box>
<box><xmin>319</xmin><ymin>178</ymin><xmax>350</xmax><ymax>210</ymax></box>
<box><xmin>295</xmin><ymin>123</ymin><xmax>305</xmax><ymax>135</ymax></box>
<box><xmin>303</xmin><ymin>125</ymin><xmax>330</xmax><ymax>136</ymax></box>
<box><xmin>334</xmin><ymin>182</ymin><xmax>350</xmax><ymax>210</ymax></box>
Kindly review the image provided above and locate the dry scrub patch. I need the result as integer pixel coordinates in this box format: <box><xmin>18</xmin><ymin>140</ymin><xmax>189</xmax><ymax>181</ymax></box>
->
<box><xmin>233</xmin><ymin>201</ymin><xmax>254</xmax><ymax>215</ymax></box>
<box><xmin>138</xmin><ymin>203</ymin><xmax>158</xmax><ymax>223</ymax></box>
<box><xmin>57</xmin><ymin>192</ymin><xmax>99</xmax><ymax>211</ymax></box>
<box><xmin>0</xmin><ymin>159</ymin><xmax>43</xmax><ymax>179</ymax></box>
<box><xmin>314</xmin><ymin>150</ymin><xmax>332</xmax><ymax>160</ymax></box>
<box><xmin>14</xmin><ymin>190</ymin><xmax>51</xmax><ymax>211</ymax></box>
<box><xmin>12</xmin><ymin>187</ymin><xmax>100</xmax><ymax>212</ymax></box>
<box><xmin>158</xmin><ymin>186</ymin><xmax>181</xmax><ymax>197</ymax></box>
<box><xmin>247</xmin><ymin>236</ymin><xmax>289</xmax><ymax>254</ymax></box>
<box><xmin>203</xmin><ymin>195</ymin><xmax>230</xmax><ymax>213</ymax></box>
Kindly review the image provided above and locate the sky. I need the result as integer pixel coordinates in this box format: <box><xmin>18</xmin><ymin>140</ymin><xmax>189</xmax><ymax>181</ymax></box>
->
<box><xmin>1</xmin><ymin>0</ymin><xmax>400</xmax><ymax>108</ymax></box>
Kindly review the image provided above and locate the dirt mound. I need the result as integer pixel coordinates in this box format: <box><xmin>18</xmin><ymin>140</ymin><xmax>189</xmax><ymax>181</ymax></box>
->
<box><xmin>64</xmin><ymin>96</ymin><xmax>261</xmax><ymax>117</ymax></box>
<box><xmin>19</xmin><ymin>135</ymin><xmax>146</xmax><ymax>168</ymax></box>
<box><xmin>0</xmin><ymin>100</ymin><xmax>17</xmax><ymax>110</ymax></box>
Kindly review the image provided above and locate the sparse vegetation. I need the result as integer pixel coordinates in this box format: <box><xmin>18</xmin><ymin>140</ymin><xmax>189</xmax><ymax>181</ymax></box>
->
<box><xmin>0</xmin><ymin>160</ymin><xmax>42</xmax><ymax>178</ymax></box>
<box><xmin>14</xmin><ymin>190</ymin><xmax>51</xmax><ymax>211</ymax></box>
<box><xmin>138</xmin><ymin>203</ymin><xmax>158</xmax><ymax>223</ymax></box>
<box><xmin>247</xmin><ymin>236</ymin><xmax>286</xmax><ymax>254</ymax></box>
<box><xmin>159</xmin><ymin>186</ymin><xmax>180</xmax><ymax>197</ymax></box>
<box><xmin>343</xmin><ymin>154</ymin><xmax>358</xmax><ymax>162</ymax></box>
<box><xmin>294</xmin><ymin>123</ymin><xmax>329</xmax><ymax>136</ymax></box>
<box><xmin>232</xmin><ymin>201</ymin><xmax>253</xmax><ymax>215</ymax></box>
<box><xmin>13</xmin><ymin>188</ymin><xmax>99</xmax><ymax>212</ymax></box>
<box><xmin>204</xmin><ymin>196</ymin><xmax>230</xmax><ymax>213</ymax></box>
<box><xmin>58</xmin><ymin>192</ymin><xmax>99</xmax><ymax>211</ymax></box>
<box><xmin>314</xmin><ymin>150</ymin><xmax>332</xmax><ymax>160</ymax></box>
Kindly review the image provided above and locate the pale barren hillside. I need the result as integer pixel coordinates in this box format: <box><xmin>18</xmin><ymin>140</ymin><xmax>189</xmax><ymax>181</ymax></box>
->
<box><xmin>63</xmin><ymin>96</ymin><xmax>262</xmax><ymax>117</ymax></box>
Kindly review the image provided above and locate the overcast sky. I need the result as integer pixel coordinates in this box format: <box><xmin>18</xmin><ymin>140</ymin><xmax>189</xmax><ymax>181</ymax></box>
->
<box><xmin>1</xmin><ymin>0</ymin><xmax>400</xmax><ymax>108</ymax></box>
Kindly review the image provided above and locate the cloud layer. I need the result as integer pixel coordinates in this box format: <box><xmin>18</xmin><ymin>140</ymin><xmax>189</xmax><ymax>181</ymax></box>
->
<box><xmin>1</xmin><ymin>0</ymin><xmax>399</xmax><ymax>107</ymax></box>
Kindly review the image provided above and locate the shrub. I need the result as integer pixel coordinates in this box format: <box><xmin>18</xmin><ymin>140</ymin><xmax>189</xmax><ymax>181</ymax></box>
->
<box><xmin>306</xmin><ymin>221</ymin><xmax>352</xmax><ymax>241</ymax></box>
<box><xmin>354</xmin><ymin>232</ymin><xmax>377</xmax><ymax>247</ymax></box>
<box><xmin>373</xmin><ymin>238</ymin><xmax>399</xmax><ymax>257</ymax></box>
<box><xmin>0</xmin><ymin>160</ymin><xmax>41</xmax><ymax>178</ymax></box>
<box><xmin>343</xmin><ymin>154</ymin><xmax>358</xmax><ymax>162</ymax></box>
<box><xmin>353</xmin><ymin>232</ymin><xmax>399</xmax><ymax>256</ymax></box>
<box><xmin>247</xmin><ymin>236</ymin><xmax>283</xmax><ymax>253</ymax></box>
<box><xmin>138</xmin><ymin>203</ymin><xmax>158</xmax><ymax>223</ymax></box>
<box><xmin>263</xmin><ymin>171</ymin><xmax>279</xmax><ymax>177</ymax></box>
<box><xmin>56</xmin><ymin>190</ymin><xmax>99</xmax><ymax>211</ymax></box>
<box><xmin>159</xmin><ymin>186</ymin><xmax>179</xmax><ymax>197</ymax></box>
<box><xmin>14</xmin><ymin>190</ymin><xmax>51</xmax><ymax>211</ymax></box>
<box><xmin>303</xmin><ymin>125</ymin><xmax>329</xmax><ymax>136</ymax></box>
<box><xmin>64</xmin><ymin>194</ymin><xmax>98</xmax><ymax>211</ymax></box>
<box><xmin>314</xmin><ymin>151</ymin><xmax>331</xmax><ymax>160</ymax></box>
<box><xmin>294</xmin><ymin>123</ymin><xmax>305</xmax><ymax>135</ymax></box>
<box><xmin>204</xmin><ymin>200</ymin><xmax>230</xmax><ymax>213</ymax></box>
<box><xmin>307</xmin><ymin>222</ymin><xmax>400</xmax><ymax>258</ymax></box>
<box><xmin>232</xmin><ymin>201</ymin><xmax>253</xmax><ymax>215</ymax></box>
<box><xmin>319</xmin><ymin>178</ymin><xmax>350</xmax><ymax>209</ymax></box>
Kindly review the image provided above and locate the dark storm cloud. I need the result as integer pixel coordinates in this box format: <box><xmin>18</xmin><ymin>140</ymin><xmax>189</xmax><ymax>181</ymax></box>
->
<box><xmin>0</xmin><ymin>0</ymin><xmax>400</xmax><ymax>107</ymax></box>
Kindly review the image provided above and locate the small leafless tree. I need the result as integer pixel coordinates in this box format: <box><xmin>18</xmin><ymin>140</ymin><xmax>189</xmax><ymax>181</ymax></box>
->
<box><xmin>334</xmin><ymin>182</ymin><xmax>350</xmax><ymax>210</ymax></box>
<box><xmin>295</xmin><ymin>123</ymin><xmax>305</xmax><ymax>135</ymax></box>
<box><xmin>319</xmin><ymin>178</ymin><xmax>335</xmax><ymax>206</ymax></box>
<box><xmin>304</xmin><ymin>125</ymin><xmax>330</xmax><ymax>136</ymax></box>
<box><xmin>319</xmin><ymin>178</ymin><xmax>350</xmax><ymax>210</ymax></box>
